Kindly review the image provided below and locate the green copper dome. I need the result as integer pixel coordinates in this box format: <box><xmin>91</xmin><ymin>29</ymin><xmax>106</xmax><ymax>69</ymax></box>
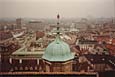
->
<box><xmin>42</xmin><ymin>35</ymin><xmax>74</xmax><ymax>62</ymax></box>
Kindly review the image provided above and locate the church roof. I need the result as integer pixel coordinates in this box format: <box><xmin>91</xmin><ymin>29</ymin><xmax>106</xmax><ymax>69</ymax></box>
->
<box><xmin>11</xmin><ymin>46</ymin><xmax>44</xmax><ymax>58</ymax></box>
<box><xmin>42</xmin><ymin>35</ymin><xmax>74</xmax><ymax>62</ymax></box>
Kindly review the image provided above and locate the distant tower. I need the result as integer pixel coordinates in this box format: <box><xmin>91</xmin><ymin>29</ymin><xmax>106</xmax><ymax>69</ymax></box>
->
<box><xmin>16</xmin><ymin>18</ymin><xmax>22</xmax><ymax>29</ymax></box>
<box><xmin>42</xmin><ymin>14</ymin><xmax>74</xmax><ymax>72</ymax></box>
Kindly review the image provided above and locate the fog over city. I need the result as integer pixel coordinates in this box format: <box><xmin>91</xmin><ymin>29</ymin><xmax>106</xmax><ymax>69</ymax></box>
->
<box><xmin>0</xmin><ymin>0</ymin><xmax>115</xmax><ymax>18</ymax></box>
<box><xmin>1</xmin><ymin>0</ymin><xmax>115</xmax><ymax>77</ymax></box>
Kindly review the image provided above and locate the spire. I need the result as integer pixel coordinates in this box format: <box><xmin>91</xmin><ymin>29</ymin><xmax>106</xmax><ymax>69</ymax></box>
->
<box><xmin>55</xmin><ymin>14</ymin><xmax>61</xmax><ymax>44</ymax></box>
<box><xmin>57</xmin><ymin>14</ymin><xmax>60</xmax><ymax>34</ymax></box>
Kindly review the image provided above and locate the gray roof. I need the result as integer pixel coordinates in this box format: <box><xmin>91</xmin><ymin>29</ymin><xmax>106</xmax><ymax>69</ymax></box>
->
<box><xmin>11</xmin><ymin>46</ymin><xmax>44</xmax><ymax>59</ymax></box>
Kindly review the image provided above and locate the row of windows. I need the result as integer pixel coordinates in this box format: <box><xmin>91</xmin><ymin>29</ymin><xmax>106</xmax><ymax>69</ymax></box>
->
<box><xmin>11</xmin><ymin>66</ymin><xmax>41</xmax><ymax>71</ymax></box>
<box><xmin>9</xmin><ymin>58</ymin><xmax>39</xmax><ymax>64</ymax></box>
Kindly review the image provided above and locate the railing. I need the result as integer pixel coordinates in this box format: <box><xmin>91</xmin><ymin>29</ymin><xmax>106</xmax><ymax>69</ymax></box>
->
<box><xmin>0</xmin><ymin>72</ymin><xmax>98</xmax><ymax>77</ymax></box>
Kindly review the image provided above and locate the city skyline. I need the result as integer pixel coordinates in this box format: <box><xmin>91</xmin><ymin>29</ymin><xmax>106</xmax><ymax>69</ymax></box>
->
<box><xmin>0</xmin><ymin>2</ymin><xmax>115</xmax><ymax>76</ymax></box>
<box><xmin>0</xmin><ymin>0</ymin><xmax>115</xmax><ymax>18</ymax></box>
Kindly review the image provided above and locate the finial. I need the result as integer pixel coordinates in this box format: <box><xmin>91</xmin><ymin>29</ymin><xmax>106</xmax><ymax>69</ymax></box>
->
<box><xmin>57</xmin><ymin>14</ymin><xmax>60</xmax><ymax>34</ymax></box>
<box><xmin>55</xmin><ymin>14</ymin><xmax>61</xmax><ymax>44</ymax></box>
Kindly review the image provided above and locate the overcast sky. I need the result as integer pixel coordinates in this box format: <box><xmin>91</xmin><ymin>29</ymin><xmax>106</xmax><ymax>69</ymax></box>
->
<box><xmin>0</xmin><ymin>0</ymin><xmax>115</xmax><ymax>18</ymax></box>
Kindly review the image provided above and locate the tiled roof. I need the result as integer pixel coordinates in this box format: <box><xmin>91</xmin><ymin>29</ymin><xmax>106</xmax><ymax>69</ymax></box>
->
<box><xmin>79</xmin><ymin>40</ymin><xmax>97</xmax><ymax>44</ymax></box>
<box><xmin>0</xmin><ymin>31</ymin><xmax>13</xmax><ymax>41</ymax></box>
<box><xmin>106</xmin><ymin>44</ymin><xmax>115</xmax><ymax>55</ymax></box>
<box><xmin>85</xmin><ymin>54</ymin><xmax>115</xmax><ymax>69</ymax></box>
<box><xmin>36</xmin><ymin>31</ymin><xmax>45</xmax><ymax>39</ymax></box>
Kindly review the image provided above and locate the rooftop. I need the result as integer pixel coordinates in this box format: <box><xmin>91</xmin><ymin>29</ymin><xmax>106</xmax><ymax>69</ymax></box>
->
<box><xmin>11</xmin><ymin>46</ymin><xmax>44</xmax><ymax>59</ymax></box>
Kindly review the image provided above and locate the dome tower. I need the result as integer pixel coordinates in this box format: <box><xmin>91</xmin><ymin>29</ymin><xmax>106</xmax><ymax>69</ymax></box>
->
<box><xmin>42</xmin><ymin>14</ymin><xmax>74</xmax><ymax>72</ymax></box>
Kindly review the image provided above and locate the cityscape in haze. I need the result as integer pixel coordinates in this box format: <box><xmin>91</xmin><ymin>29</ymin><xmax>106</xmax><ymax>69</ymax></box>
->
<box><xmin>0</xmin><ymin>0</ymin><xmax>115</xmax><ymax>77</ymax></box>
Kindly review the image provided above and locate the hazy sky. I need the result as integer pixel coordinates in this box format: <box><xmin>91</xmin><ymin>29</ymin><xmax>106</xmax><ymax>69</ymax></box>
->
<box><xmin>0</xmin><ymin>0</ymin><xmax>115</xmax><ymax>18</ymax></box>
